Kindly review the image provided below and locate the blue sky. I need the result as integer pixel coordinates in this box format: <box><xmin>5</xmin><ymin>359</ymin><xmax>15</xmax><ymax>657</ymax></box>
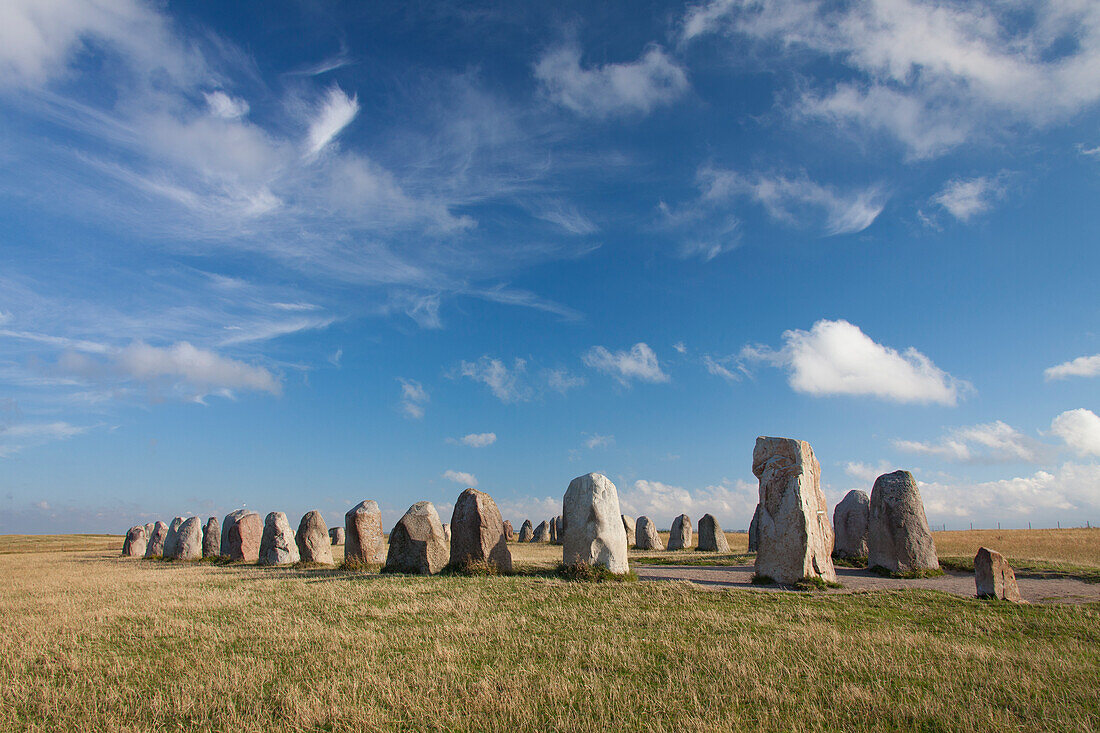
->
<box><xmin>1</xmin><ymin>0</ymin><xmax>1098</xmax><ymax>534</ymax></box>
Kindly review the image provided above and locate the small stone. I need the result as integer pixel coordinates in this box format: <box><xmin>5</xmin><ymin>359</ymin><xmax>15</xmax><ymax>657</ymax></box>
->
<box><xmin>384</xmin><ymin>501</ymin><xmax>448</xmax><ymax>575</ymax></box>
<box><xmin>697</xmin><ymin>514</ymin><xmax>730</xmax><ymax>552</ymax></box>
<box><xmin>144</xmin><ymin>521</ymin><xmax>168</xmax><ymax>557</ymax></box>
<box><xmin>259</xmin><ymin>511</ymin><xmax>300</xmax><ymax>566</ymax></box>
<box><xmin>169</xmin><ymin>517</ymin><xmax>203</xmax><ymax>560</ymax></box>
<box><xmin>297</xmin><ymin>510</ymin><xmax>334</xmax><ymax>564</ymax></box>
<box><xmin>518</xmin><ymin>520</ymin><xmax>534</xmax><ymax>542</ymax></box>
<box><xmin>220</xmin><ymin>510</ymin><xmax>263</xmax><ymax>562</ymax></box>
<box><xmin>533</xmin><ymin>520</ymin><xmax>551</xmax><ymax>543</ymax></box>
<box><xmin>562</xmin><ymin>473</ymin><xmax>629</xmax><ymax>574</ymax></box>
<box><xmin>448</xmin><ymin>488</ymin><xmax>512</xmax><ymax>572</ymax></box>
<box><xmin>122</xmin><ymin>526</ymin><xmax>147</xmax><ymax>557</ymax></box>
<box><xmin>833</xmin><ymin>490</ymin><xmax>870</xmax><ymax>559</ymax></box>
<box><xmin>867</xmin><ymin>470</ymin><xmax>939</xmax><ymax>573</ymax></box>
<box><xmin>329</xmin><ymin>527</ymin><xmax>345</xmax><ymax>545</ymax></box>
<box><xmin>202</xmin><ymin>517</ymin><xmax>220</xmax><ymax>558</ymax></box>
<box><xmin>621</xmin><ymin>515</ymin><xmax>636</xmax><ymax>546</ymax></box>
<box><xmin>345</xmin><ymin>500</ymin><xmax>386</xmax><ymax>564</ymax></box>
<box><xmin>502</xmin><ymin>521</ymin><xmax>515</xmax><ymax>541</ymax></box>
<box><xmin>668</xmin><ymin>514</ymin><xmax>692</xmax><ymax>550</ymax></box>
<box><xmin>975</xmin><ymin>547</ymin><xmax>1024</xmax><ymax>602</ymax></box>
<box><xmin>634</xmin><ymin>516</ymin><xmax>664</xmax><ymax>550</ymax></box>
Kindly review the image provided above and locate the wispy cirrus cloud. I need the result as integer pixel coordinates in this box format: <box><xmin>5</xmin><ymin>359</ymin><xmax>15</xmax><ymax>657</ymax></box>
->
<box><xmin>583</xmin><ymin>343</ymin><xmax>669</xmax><ymax>386</ymax></box>
<box><xmin>397</xmin><ymin>378</ymin><xmax>429</xmax><ymax>419</ymax></box>
<box><xmin>894</xmin><ymin>421</ymin><xmax>1050</xmax><ymax>464</ymax></box>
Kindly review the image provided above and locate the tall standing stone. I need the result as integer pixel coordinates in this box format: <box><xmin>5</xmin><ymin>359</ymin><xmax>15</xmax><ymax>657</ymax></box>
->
<box><xmin>384</xmin><ymin>501</ymin><xmax>448</xmax><ymax>575</ymax></box>
<box><xmin>549</xmin><ymin>517</ymin><xmax>558</xmax><ymax>543</ymax></box>
<box><xmin>144</xmin><ymin>522</ymin><xmax>155</xmax><ymax>538</ymax></box>
<box><xmin>345</xmin><ymin>500</ymin><xmax>386</xmax><ymax>565</ymax></box>
<box><xmin>442</xmin><ymin>523</ymin><xmax>452</xmax><ymax>543</ymax></box>
<box><xmin>833</xmin><ymin>490</ymin><xmax>870</xmax><ymax>559</ymax></box>
<box><xmin>169</xmin><ymin>517</ymin><xmax>203</xmax><ymax>560</ymax></box>
<box><xmin>448</xmin><ymin>488</ymin><xmax>512</xmax><ymax>572</ymax></box>
<box><xmin>163</xmin><ymin>516</ymin><xmax>184</xmax><ymax>557</ymax></box>
<box><xmin>329</xmin><ymin>527</ymin><xmax>345</xmax><ymax>545</ymax></box>
<box><xmin>697</xmin><ymin>514</ymin><xmax>730</xmax><ymax>552</ymax></box>
<box><xmin>867</xmin><ymin>470</ymin><xmax>939</xmax><ymax>573</ymax></box>
<box><xmin>221</xmin><ymin>509</ymin><xmax>262</xmax><ymax>562</ymax></box>
<box><xmin>621</xmin><ymin>515</ymin><xmax>636</xmax><ymax>546</ymax></box>
<box><xmin>259</xmin><ymin>512</ymin><xmax>300</xmax><ymax>566</ymax></box>
<box><xmin>122</xmin><ymin>526</ymin><xmax>148</xmax><ymax>557</ymax></box>
<box><xmin>518</xmin><ymin>520</ymin><xmax>534</xmax><ymax>542</ymax></box>
<box><xmin>975</xmin><ymin>547</ymin><xmax>1023</xmax><ymax>602</ymax></box>
<box><xmin>502</xmin><ymin>521</ymin><xmax>515</xmax><ymax>541</ymax></box>
<box><xmin>748</xmin><ymin>504</ymin><xmax>761</xmax><ymax>552</ymax></box>
<box><xmin>753</xmin><ymin>436</ymin><xmax>836</xmax><ymax>584</ymax></box>
<box><xmin>202</xmin><ymin>517</ymin><xmax>220</xmax><ymax>557</ymax></box>
<box><xmin>562</xmin><ymin>473</ymin><xmax>629</xmax><ymax>574</ymax></box>
<box><xmin>297</xmin><ymin>510</ymin><xmax>334</xmax><ymax>564</ymax></box>
<box><xmin>634</xmin><ymin>516</ymin><xmax>664</xmax><ymax>550</ymax></box>
<box><xmin>668</xmin><ymin>514</ymin><xmax>692</xmax><ymax>550</ymax></box>
<box><xmin>145</xmin><ymin>521</ymin><xmax>168</xmax><ymax>557</ymax></box>
<box><xmin>533</xmin><ymin>520</ymin><xmax>551</xmax><ymax>543</ymax></box>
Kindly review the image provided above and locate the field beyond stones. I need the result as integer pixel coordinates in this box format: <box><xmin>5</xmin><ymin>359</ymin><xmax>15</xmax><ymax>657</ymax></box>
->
<box><xmin>2</xmin><ymin>531</ymin><xmax>1099</xmax><ymax>732</ymax></box>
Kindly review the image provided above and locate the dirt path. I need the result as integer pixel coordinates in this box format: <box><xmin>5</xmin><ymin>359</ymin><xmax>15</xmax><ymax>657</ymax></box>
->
<box><xmin>634</xmin><ymin>563</ymin><xmax>1100</xmax><ymax>604</ymax></box>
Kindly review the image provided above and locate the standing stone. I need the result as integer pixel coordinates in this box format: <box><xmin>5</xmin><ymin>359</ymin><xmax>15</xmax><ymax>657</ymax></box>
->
<box><xmin>562</xmin><ymin>473</ymin><xmax>629</xmax><ymax>574</ymax></box>
<box><xmin>448</xmin><ymin>488</ymin><xmax>512</xmax><ymax>572</ymax></box>
<box><xmin>975</xmin><ymin>547</ymin><xmax>1023</xmax><ymax>602</ymax></box>
<box><xmin>668</xmin><ymin>514</ymin><xmax>692</xmax><ymax>550</ymax></box>
<box><xmin>145</xmin><ymin>521</ymin><xmax>168</xmax><ymax>557</ymax></box>
<box><xmin>329</xmin><ymin>527</ymin><xmax>345</xmax><ymax>545</ymax></box>
<box><xmin>384</xmin><ymin>501</ymin><xmax>448</xmax><ymax>575</ymax></box>
<box><xmin>621</xmin><ymin>515</ymin><xmax>636</xmax><ymax>546</ymax></box>
<box><xmin>634</xmin><ymin>516</ymin><xmax>664</xmax><ymax>550</ymax></box>
<box><xmin>345</xmin><ymin>500</ymin><xmax>386</xmax><ymax>565</ymax></box>
<box><xmin>220</xmin><ymin>509</ymin><xmax>263</xmax><ymax>562</ymax></box>
<box><xmin>297</xmin><ymin>510</ymin><xmax>334</xmax><ymax>564</ymax></box>
<box><xmin>753</xmin><ymin>436</ymin><xmax>836</xmax><ymax>584</ymax></box>
<box><xmin>833</xmin><ymin>490</ymin><xmax>871</xmax><ymax>559</ymax></box>
<box><xmin>122</xmin><ymin>526</ymin><xmax>148</xmax><ymax>557</ymax></box>
<box><xmin>748</xmin><ymin>504</ymin><xmax>761</xmax><ymax>552</ymax></box>
<box><xmin>144</xmin><ymin>522</ymin><xmax>155</xmax><ymax>538</ymax></box>
<box><xmin>518</xmin><ymin>520</ymin><xmax>534</xmax><ymax>542</ymax></box>
<box><xmin>697</xmin><ymin>514</ymin><xmax>730</xmax><ymax>552</ymax></box>
<box><xmin>202</xmin><ymin>517</ymin><xmax>220</xmax><ymax>558</ymax></box>
<box><xmin>549</xmin><ymin>517</ymin><xmax>558</xmax><ymax>543</ymax></box>
<box><xmin>867</xmin><ymin>470</ymin><xmax>939</xmax><ymax>573</ymax></box>
<box><xmin>163</xmin><ymin>516</ymin><xmax>184</xmax><ymax>557</ymax></box>
<box><xmin>533</xmin><ymin>520</ymin><xmax>551</xmax><ymax>543</ymax></box>
<box><xmin>555</xmin><ymin>516</ymin><xmax>564</xmax><ymax>545</ymax></box>
<box><xmin>259</xmin><ymin>511</ymin><xmax>300</xmax><ymax>566</ymax></box>
<box><xmin>170</xmin><ymin>517</ymin><xmax>203</xmax><ymax>560</ymax></box>
<box><xmin>442</xmin><ymin>523</ymin><xmax>452</xmax><ymax>543</ymax></box>
<box><xmin>502</xmin><ymin>521</ymin><xmax>515</xmax><ymax>541</ymax></box>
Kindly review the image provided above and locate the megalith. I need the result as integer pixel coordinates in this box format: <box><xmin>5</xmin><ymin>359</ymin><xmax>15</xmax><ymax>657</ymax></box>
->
<box><xmin>555</xmin><ymin>516</ymin><xmax>564</xmax><ymax>545</ymax></box>
<box><xmin>502</xmin><ymin>520</ymin><xmax>515</xmax><ymax>541</ymax></box>
<box><xmin>621</xmin><ymin>515</ymin><xmax>636</xmax><ymax>546</ymax></box>
<box><xmin>634</xmin><ymin>516</ymin><xmax>664</xmax><ymax>550</ymax></box>
<box><xmin>202</xmin><ymin>516</ymin><xmax>220</xmax><ymax>557</ymax></box>
<box><xmin>533</xmin><ymin>520</ymin><xmax>551</xmax><ymax>543</ymax></box>
<box><xmin>163</xmin><ymin>516</ymin><xmax>184</xmax><ymax>557</ymax></box>
<box><xmin>329</xmin><ymin>527</ymin><xmax>345</xmax><ymax>545</ymax></box>
<box><xmin>345</xmin><ymin>500</ymin><xmax>386</xmax><ymax>565</ymax></box>
<box><xmin>221</xmin><ymin>509</ymin><xmax>262</xmax><ymax>562</ymax></box>
<box><xmin>697</xmin><ymin>514</ymin><xmax>730</xmax><ymax>552</ymax></box>
<box><xmin>122</xmin><ymin>526</ymin><xmax>148</xmax><ymax>557</ymax></box>
<box><xmin>549</xmin><ymin>517</ymin><xmax>557</xmax><ymax>543</ymax></box>
<box><xmin>867</xmin><ymin>470</ymin><xmax>939</xmax><ymax>573</ymax></box>
<box><xmin>168</xmin><ymin>516</ymin><xmax>203</xmax><ymax>560</ymax></box>
<box><xmin>833</xmin><ymin>490</ymin><xmax>870</xmax><ymax>560</ymax></box>
<box><xmin>297</xmin><ymin>510</ymin><xmax>333</xmax><ymax>564</ymax></box>
<box><xmin>384</xmin><ymin>501</ymin><xmax>448</xmax><ymax>575</ymax></box>
<box><xmin>562</xmin><ymin>473</ymin><xmax>629</xmax><ymax>574</ymax></box>
<box><xmin>748</xmin><ymin>504</ymin><xmax>761</xmax><ymax>552</ymax></box>
<box><xmin>668</xmin><ymin>514</ymin><xmax>692</xmax><ymax>550</ymax></box>
<box><xmin>448</xmin><ymin>488</ymin><xmax>512</xmax><ymax>572</ymax></box>
<box><xmin>145</xmin><ymin>521</ymin><xmax>168</xmax><ymax>557</ymax></box>
<box><xmin>975</xmin><ymin>547</ymin><xmax>1023</xmax><ymax>602</ymax></box>
<box><xmin>259</xmin><ymin>511</ymin><xmax>300</xmax><ymax>566</ymax></box>
<box><xmin>518</xmin><ymin>520</ymin><xmax>534</xmax><ymax>542</ymax></box>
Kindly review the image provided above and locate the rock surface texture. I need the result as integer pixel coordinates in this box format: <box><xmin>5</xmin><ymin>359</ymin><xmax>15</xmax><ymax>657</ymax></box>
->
<box><xmin>562</xmin><ymin>473</ymin><xmax>629</xmax><ymax>574</ymax></box>
<box><xmin>329</xmin><ymin>527</ymin><xmax>345</xmax><ymax>545</ymax></box>
<box><xmin>867</xmin><ymin>470</ymin><xmax>939</xmax><ymax>573</ymax></box>
<box><xmin>259</xmin><ymin>511</ymin><xmax>300</xmax><ymax>566</ymax></box>
<box><xmin>220</xmin><ymin>510</ymin><xmax>262</xmax><ymax>562</ymax></box>
<box><xmin>385</xmin><ymin>501</ymin><xmax>448</xmax><ymax>575</ymax></box>
<box><xmin>621</xmin><ymin>515</ymin><xmax>636</xmax><ymax>546</ymax></box>
<box><xmin>297</xmin><ymin>510</ymin><xmax>334</xmax><ymax>564</ymax></box>
<box><xmin>533</xmin><ymin>520</ymin><xmax>551</xmax><ymax>543</ymax></box>
<box><xmin>696</xmin><ymin>514</ymin><xmax>730</xmax><ymax>552</ymax></box>
<box><xmin>122</xmin><ymin>526</ymin><xmax>148</xmax><ymax>557</ymax></box>
<box><xmin>748</xmin><ymin>504</ymin><xmax>761</xmax><ymax>552</ymax></box>
<box><xmin>634</xmin><ymin>516</ymin><xmax>664</xmax><ymax>550</ymax></box>
<box><xmin>833</xmin><ymin>490</ymin><xmax>871</xmax><ymax>559</ymax></box>
<box><xmin>163</xmin><ymin>517</ymin><xmax>184</xmax><ymax>557</ymax></box>
<box><xmin>345</xmin><ymin>500</ymin><xmax>386</xmax><ymax>564</ymax></box>
<box><xmin>502</xmin><ymin>521</ymin><xmax>515</xmax><ymax>541</ymax></box>
<box><xmin>668</xmin><ymin>514</ymin><xmax>692</xmax><ymax>550</ymax></box>
<box><xmin>518</xmin><ymin>520</ymin><xmax>534</xmax><ymax>543</ymax></box>
<box><xmin>170</xmin><ymin>516</ymin><xmax>203</xmax><ymax>560</ymax></box>
<box><xmin>145</xmin><ymin>521</ymin><xmax>168</xmax><ymax>557</ymax></box>
<box><xmin>974</xmin><ymin>547</ymin><xmax>1024</xmax><ymax>602</ymax></box>
<box><xmin>448</xmin><ymin>488</ymin><xmax>512</xmax><ymax>572</ymax></box>
<box><xmin>753</xmin><ymin>436</ymin><xmax>836</xmax><ymax>584</ymax></box>
<box><xmin>202</xmin><ymin>517</ymin><xmax>220</xmax><ymax>557</ymax></box>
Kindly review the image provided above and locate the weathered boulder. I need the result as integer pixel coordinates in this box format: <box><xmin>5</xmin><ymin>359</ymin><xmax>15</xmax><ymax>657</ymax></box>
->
<box><xmin>532</xmin><ymin>520</ymin><xmax>551</xmax><ymax>543</ymax></box>
<box><xmin>668</xmin><ymin>514</ymin><xmax>692</xmax><ymax>550</ymax></box>
<box><xmin>202</xmin><ymin>517</ymin><xmax>220</xmax><ymax>557</ymax></box>
<box><xmin>169</xmin><ymin>517</ymin><xmax>203</xmax><ymax>560</ymax></box>
<box><xmin>975</xmin><ymin>547</ymin><xmax>1023</xmax><ymax>602</ymax></box>
<box><xmin>259</xmin><ymin>511</ymin><xmax>300</xmax><ymax>566</ymax></box>
<box><xmin>833</xmin><ymin>490</ymin><xmax>870</xmax><ymax>559</ymax></box>
<box><xmin>448</xmin><ymin>488</ymin><xmax>512</xmax><ymax>572</ymax></box>
<box><xmin>329</xmin><ymin>527</ymin><xmax>345</xmax><ymax>545</ymax></box>
<box><xmin>518</xmin><ymin>520</ymin><xmax>534</xmax><ymax>542</ymax></box>
<box><xmin>122</xmin><ymin>526</ymin><xmax>148</xmax><ymax>557</ymax></box>
<box><xmin>144</xmin><ymin>522</ymin><xmax>155</xmax><ymax>537</ymax></box>
<box><xmin>562</xmin><ymin>473</ymin><xmax>629</xmax><ymax>574</ymax></box>
<box><xmin>555</xmin><ymin>516</ymin><xmax>564</xmax><ymax>545</ymax></box>
<box><xmin>163</xmin><ymin>516</ymin><xmax>184</xmax><ymax>557</ymax></box>
<box><xmin>502</xmin><ymin>520</ymin><xmax>515</xmax><ymax>541</ymax></box>
<box><xmin>220</xmin><ymin>509</ymin><xmax>262</xmax><ymax>562</ymax></box>
<box><xmin>144</xmin><ymin>521</ymin><xmax>168</xmax><ymax>557</ymax></box>
<box><xmin>297</xmin><ymin>510</ymin><xmax>334</xmax><ymax>564</ymax></box>
<box><xmin>345</xmin><ymin>500</ymin><xmax>386</xmax><ymax>564</ymax></box>
<box><xmin>621</xmin><ymin>515</ymin><xmax>636</xmax><ymax>546</ymax></box>
<box><xmin>753</xmin><ymin>436</ymin><xmax>836</xmax><ymax>584</ymax></box>
<box><xmin>634</xmin><ymin>516</ymin><xmax>664</xmax><ymax>550</ymax></box>
<box><xmin>748</xmin><ymin>504</ymin><xmax>761</xmax><ymax>552</ymax></box>
<box><xmin>384</xmin><ymin>501</ymin><xmax>448</xmax><ymax>575</ymax></box>
<box><xmin>697</xmin><ymin>514</ymin><xmax>730</xmax><ymax>552</ymax></box>
<box><xmin>867</xmin><ymin>470</ymin><xmax>939</xmax><ymax>573</ymax></box>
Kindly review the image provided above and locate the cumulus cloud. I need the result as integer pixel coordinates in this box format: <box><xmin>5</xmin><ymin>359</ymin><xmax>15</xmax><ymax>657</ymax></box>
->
<box><xmin>115</xmin><ymin>341</ymin><xmax>281</xmax><ymax>397</ymax></box>
<box><xmin>894</xmin><ymin>421</ymin><xmax>1049</xmax><ymax>464</ymax></box>
<box><xmin>585</xmin><ymin>434</ymin><xmax>614</xmax><ymax>450</ymax></box>
<box><xmin>917</xmin><ymin>462</ymin><xmax>1100</xmax><ymax>522</ymax></box>
<box><xmin>397</xmin><ymin>378</ymin><xmax>429</xmax><ymax>419</ymax></box>
<box><xmin>844</xmin><ymin>460</ymin><xmax>895</xmax><ymax>484</ymax></box>
<box><xmin>1050</xmin><ymin>409</ymin><xmax>1100</xmax><ymax>457</ymax></box>
<box><xmin>1045</xmin><ymin>354</ymin><xmax>1100</xmax><ymax>381</ymax></box>
<box><xmin>583</xmin><ymin>343</ymin><xmax>669</xmax><ymax>386</ymax></box>
<box><xmin>304</xmin><ymin>86</ymin><xmax>360</xmax><ymax>157</ymax></box>
<box><xmin>442</xmin><ymin>469</ymin><xmax>477</xmax><ymax>487</ymax></box>
<box><xmin>741</xmin><ymin>319</ymin><xmax>967</xmax><ymax>405</ymax></box>
<box><xmin>932</xmin><ymin>176</ymin><xmax>1007</xmax><ymax>222</ymax></box>
<box><xmin>618</xmin><ymin>477</ymin><xmax>758</xmax><ymax>529</ymax></box>
<box><xmin>449</xmin><ymin>432</ymin><xmax>496</xmax><ymax>448</ymax></box>
<box><xmin>535</xmin><ymin>44</ymin><xmax>688</xmax><ymax>119</ymax></box>
<box><xmin>456</xmin><ymin>357</ymin><xmax>532</xmax><ymax>403</ymax></box>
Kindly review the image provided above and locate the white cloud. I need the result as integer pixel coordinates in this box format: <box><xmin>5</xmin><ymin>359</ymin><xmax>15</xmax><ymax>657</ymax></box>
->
<box><xmin>585</xmin><ymin>434</ymin><xmax>615</xmax><ymax>450</ymax></box>
<box><xmin>741</xmin><ymin>319</ymin><xmax>967</xmax><ymax>405</ymax></box>
<box><xmin>1045</xmin><ymin>354</ymin><xmax>1100</xmax><ymax>381</ymax></box>
<box><xmin>535</xmin><ymin>44</ymin><xmax>688</xmax><ymax>119</ymax></box>
<box><xmin>1050</xmin><ymin>409</ymin><xmax>1100</xmax><ymax>457</ymax></box>
<box><xmin>619</xmin><ymin>477</ymin><xmax>758</xmax><ymax>529</ymax></box>
<box><xmin>699</xmin><ymin>168</ymin><xmax>886</xmax><ymax>235</ymax></box>
<box><xmin>450</xmin><ymin>432</ymin><xmax>496</xmax><ymax>448</ymax></box>
<box><xmin>844</xmin><ymin>460</ymin><xmax>894</xmax><ymax>484</ymax></box>
<box><xmin>583</xmin><ymin>343</ymin><xmax>669</xmax><ymax>386</ymax></box>
<box><xmin>456</xmin><ymin>357</ymin><xmax>532</xmax><ymax>403</ymax></box>
<box><xmin>115</xmin><ymin>341</ymin><xmax>281</xmax><ymax>396</ymax></box>
<box><xmin>546</xmin><ymin>368</ymin><xmax>585</xmax><ymax>395</ymax></box>
<box><xmin>1079</xmin><ymin>144</ymin><xmax>1100</xmax><ymax>159</ymax></box>
<box><xmin>932</xmin><ymin>176</ymin><xmax>1007</xmax><ymax>222</ymax></box>
<box><xmin>917</xmin><ymin>462</ymin><xmax>1100</xmax><ymax>522</ymax></box>
<box><xmin>894</xmin><ymin>421</ymin><xmax>1048</xmax><ymax>464</ymax></box>
<box><xmin>673</xmin><ymin>341</ymin><xmax>687</xmax><ymax>354</ymax></box>
<box><xmin>397</xmin><ymin>378</ymin><xmax>429</xmax><ymax>420</ymax></box>
<box><xmin>702</xmin><ymin>354</ymin><xmax>742</xmax><ymax>382</ymax></box>
<box><xmin>204</xmin><ymin>90</ymin><xmax>249</xmax><ymax>120</ymax></box>
<box><xmin>304</xmin><ymin>86</ymin><xmax>359</xmax><ymax>157</ymax></box>
<box><xmin>0</xmin><ymin>420</ymin><xmax>93</xmax><ymax>459</ymax></box>
<box><xmin>442</xmin><ymin>469</ymin><xmax>477</xmax><ymax>487</ymax></box>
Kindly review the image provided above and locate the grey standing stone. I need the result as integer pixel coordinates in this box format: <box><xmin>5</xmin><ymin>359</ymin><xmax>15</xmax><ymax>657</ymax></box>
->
<box><xmin>867</xmin><ymin>470</ymin><xmax>939</xmax><ymax>573</ymax></box>
<box><xmin>170</xmin><ymin>517</ymin><xmax>203</xmax><ymax>560</ymax></box>
<box><xmin>549</xmin><ymin>516</ymin><xmax>558</xmax><ymax>543</ymax></box>
<box><xmin>163</xmin><ymin>516</ymin><xmax>184</xmax><ymax>557</ymax></box>
<box><xmin>634</xmin><ymin>516</ymin><xmax>664</xmax><ymax>550</ymax></box>
<box><xmin>202</xmin><ymin>517</ymin><xmax>220</xmax><ymax>558</ymax></box>
<box><xmin>562</xmin><ymin>473</ymin><xmax>629</xmax><ymax>574</ymax></box>
<box><xmin>144</xmin><ymin>522</ymin><xmax>155</xmax><ymax>538</ymax></box>
<box><xmin>502</xmin><ymin>521</ymin><xmax>515</xmax><ymax>541</ymax></box>
<box><xmin>533</xmin><ymin>520</ymin><xmax>551</xmax><ymax>543</ymax></box>
<box><xmin>833</xmin><ymin>490</ymin><xmax>870</xmax><ymax>559</ymax></box>
<box><xmin>329</xmin><ymin>527</ymin><xmax>345</xmax><ymax>545</ymax></box>
<box><xmin>259</xmin><ymin>511</ymin><xmax>300</xmax><ymax>566</ymax></box>
<box><xmin>668</xmin><ymin>514</ymin><xmax>692</xmax><ymax>550</ymax></box>
<box><xmin>621</xmin><ymin>515</ymin><xmax>636</xmax><ymax>546</ymax></box>
<box><xmin>518</xmin><ymin>520</ymin><xmax>534</xmax><ymax>542</ymax></box>
<box><xmin>297</xmin><ymin>510</ymin><xmax>334</xmax><ymax>564</ymax></box>
<box><xmin>220</xmin><ymin>509</ymin><xmax>263</xmax><ymax>562</ymax></box>
<box><xmin>697</xmin><ymin>514</ymin><xmax>730</xmax><ymax>552</ymax></box>
<box><xmin>345</xmin><ymin>500</ymin><xmax>386</xmax><ymax>565</ymax></box>
<box><xmin>122</xmin><ymin>526</ymin><xmax>148</xmax><ymax>557</ymax></box>
<box><xmin>448</xmin><ymin>488</ymin><xmax>512</xmax><ymax>572</ymax></box>
<box><xmin>442</xmin><ymin>523</ymin><xmax>451</xmax><ymax>543</ymax></box>
<box><xmin>145</xmin><ymin>521</ymin><xmax>168</xmax><ymax>557</ymax></box>
<box><xmin>555</xmin><ymin>516</ymin><xmax>564</xmax><ymax>545</ymax></box>
<box><xmin>975</xmin><ymin>547</ymin><xmax>1023</xmax><ymax>602</ymax></box>
<box><xmin>748</xmin><ymin>504</ymin><xmax>761</xmax><ymax>552</ymax></box>
<box><xmin>384</xmin><ymin>501</ymin><xmax>448</xmax><ymax>575</ymax></box>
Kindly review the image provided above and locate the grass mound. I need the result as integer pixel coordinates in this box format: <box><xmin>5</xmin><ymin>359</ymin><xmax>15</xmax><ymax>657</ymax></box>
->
<box><xmin>830</xmin><ymin>554</ymin><xmax>867</xmax><ymax>568</ymax></box>
<box><xmin>792</xmin><ymin>576</ymin><xmax>843</xmax><ymax>591</ymax></box>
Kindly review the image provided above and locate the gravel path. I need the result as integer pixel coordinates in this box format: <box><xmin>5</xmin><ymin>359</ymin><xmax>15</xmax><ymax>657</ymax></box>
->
<box><xmin>635</xmin><ymin>563</ymin><xmax>1100</xmax><ymax>604</ymax></box>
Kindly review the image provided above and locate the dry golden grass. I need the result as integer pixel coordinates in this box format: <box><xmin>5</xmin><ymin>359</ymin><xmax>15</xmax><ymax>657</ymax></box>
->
<box><xmin>931</xmin><ymin>528</ymin><xmax>1100</xmax><ymax>567</ymax></box>
<box><xmin>1</xmin><ymin>534</ymin><xmax>1098</xmax><ymax>731</ymax></box>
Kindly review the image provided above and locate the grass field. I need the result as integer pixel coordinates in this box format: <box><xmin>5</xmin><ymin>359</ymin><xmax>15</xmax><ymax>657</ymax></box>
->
<box><xmin>1</xmin><ymin>531</ymin><xmax>1098</xmax><ymax>732</ymax></box>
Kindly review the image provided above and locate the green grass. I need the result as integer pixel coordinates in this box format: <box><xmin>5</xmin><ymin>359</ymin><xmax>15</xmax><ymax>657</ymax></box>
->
<box><xmin>792</xmin><ymin>577</ymin><xmax>844</xmax><ymax>592</ymax></box>
<box><xmin>869</xmin><ymin>565</ymin><xmax>946</xmax><ymax>579</ymax></box>
<box><xmin>831</xmin><ymin>554</ymin><xmax>867</xmax><ymax>568</ymax></box>
<box><xmin>631</xmin><ymin>553</ymin><xmax>755</xmax><ymax>566</ymax></box>
<box><xmin>939</xmin><ymin>555</ymin><xmax>1100</xmax><ymax>584</ymax></box>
